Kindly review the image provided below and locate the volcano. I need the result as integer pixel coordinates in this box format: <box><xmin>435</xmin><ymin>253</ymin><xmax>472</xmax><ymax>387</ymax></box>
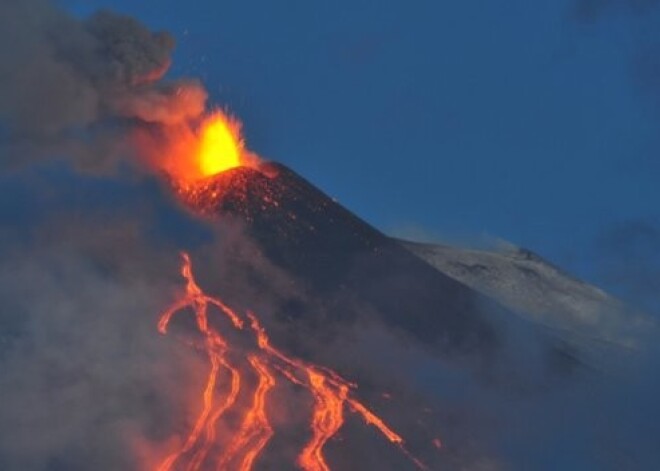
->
<box><xmin>178</xmin><ymin>162</ymin><xmax>503</xmax><ymax>357</ymax></box>
<box><xmin>0</xmin><ymin>158</ymin><xmax>645</xmax><ymax>471</ymax></box>
<box><xmin>177</xmin><ymin>162</ymin><xmax>649</xmax><ymax>354</ymax></box>
<box><xmin>158</xmin><ymin>161</ymin><xmax>644</xmax><ymax>471</ymax></box>
<box><xmin>156</xmin><ymin>161</ymin><xmax>527</xmax><ymax>471</ymax></box>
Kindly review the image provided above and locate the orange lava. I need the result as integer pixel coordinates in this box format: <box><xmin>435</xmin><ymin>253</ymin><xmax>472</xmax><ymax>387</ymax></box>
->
<box><xmin>197</xmin><ymin>112</ymin><xmax>243</xmax><ymax>177</ymax></box>
<box><xmin>156</xmin><ymin>253</ymin><xmax>243</xmax><ymax>471</ymax></box>
<box><xmin>136</xmin><ymin>110</ymin><xmax>259</xmax><ymax>186</ymax></box>
<box><xmin>297</xmin><ymin>370</ymin><xmax>349</xmax><ymax>471</ymax></box>
<box><xmin>187</xmin><ymin>358</ymin><xmax>240</xmax><ymax>471</ymax></box>
<box><xmin>154</xmin><ymin>252</ymin><xmax>428</xmax><ymax>471</ymax></box>
<box><xmin>217</xmin><ymin>355</ymin><xmax>275</xmax><ymax>471</ymax></box>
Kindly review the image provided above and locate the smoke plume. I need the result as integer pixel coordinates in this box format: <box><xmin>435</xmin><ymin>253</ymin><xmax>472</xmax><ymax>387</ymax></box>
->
<box><xmin>0</xmin><ymin>0</ymin><xmax>207</xmax><ymax>171</ymax></box>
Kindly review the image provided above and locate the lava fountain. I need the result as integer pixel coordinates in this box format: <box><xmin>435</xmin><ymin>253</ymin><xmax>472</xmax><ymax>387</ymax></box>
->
<box><xmin>196</xmin><ymin>113</ymin><xmax>244</xmax><ymax>177</ymax></box>
<box><xmin>135</xmin><ymin>109</ymin><xmax>260</xmax><ymax>188</ymax></box>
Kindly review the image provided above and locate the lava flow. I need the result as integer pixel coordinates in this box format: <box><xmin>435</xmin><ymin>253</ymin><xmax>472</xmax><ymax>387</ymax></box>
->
<box><xmin>155</xmin><ymin>252</ymin><xmax>427</xmax><ymax>471</ymax></box>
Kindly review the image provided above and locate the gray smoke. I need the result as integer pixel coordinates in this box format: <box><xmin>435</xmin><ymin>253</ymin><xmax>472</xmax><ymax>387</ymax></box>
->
<box><xmin>0</xmin><ymin>0</ymin><xmax>207</xmax><ymax>170</ymax></box>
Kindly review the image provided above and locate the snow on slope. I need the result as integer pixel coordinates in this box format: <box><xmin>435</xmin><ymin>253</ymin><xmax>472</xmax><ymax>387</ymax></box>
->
<box><xmin>398</xmin><ymin>239</ymin><xmax>652</xmax><ymax>348</ymax></box>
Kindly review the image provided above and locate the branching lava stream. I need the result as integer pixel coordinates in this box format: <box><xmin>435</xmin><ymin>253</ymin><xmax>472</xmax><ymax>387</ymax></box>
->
<box><xmin>156</xmin><ymin>252</ymin><xmax>427</xmax><ymax>471</ymax></box>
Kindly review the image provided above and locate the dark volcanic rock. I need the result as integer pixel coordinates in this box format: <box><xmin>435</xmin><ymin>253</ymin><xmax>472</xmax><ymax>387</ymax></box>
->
<box><xmin>183</xmin><ymin>162</ymin><xmax>504</xmax><ymax>357</ymax></box>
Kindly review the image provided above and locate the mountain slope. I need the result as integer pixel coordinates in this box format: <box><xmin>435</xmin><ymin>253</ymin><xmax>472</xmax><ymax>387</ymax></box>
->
<box><xmin>399</xmin><ymin>239</ymin><xmax>652</xmax><ymax>348</ymax></box>
<box><xmin>181</xmin><ymin>162</ymin><xmax>503</xmax><ymax>356</ymax></box>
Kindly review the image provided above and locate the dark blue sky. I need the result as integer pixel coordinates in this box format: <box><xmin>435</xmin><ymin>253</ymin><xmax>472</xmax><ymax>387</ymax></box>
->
<box><xmin>62</xmin><ymin>0</ymin><xmax>660</xmax><ymax>293</ymax></box>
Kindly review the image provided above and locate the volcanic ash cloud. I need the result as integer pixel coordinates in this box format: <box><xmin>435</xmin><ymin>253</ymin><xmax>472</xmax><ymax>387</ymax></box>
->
<box><xmin>0</xmin><ymin>0</ymin><xmax>208</xmax><ymax>170</ymax></box>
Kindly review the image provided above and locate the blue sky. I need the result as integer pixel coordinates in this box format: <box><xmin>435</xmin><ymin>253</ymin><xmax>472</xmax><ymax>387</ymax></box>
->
<box><xmin>61</xmin><ymin>0</ymin><xmax>660</xmax><ymax>298</ymax></box>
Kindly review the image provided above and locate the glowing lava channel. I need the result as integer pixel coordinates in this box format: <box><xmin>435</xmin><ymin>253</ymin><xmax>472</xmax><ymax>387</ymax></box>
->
<box><xmin>217</xmin><ymin>355</ymin><xmax>275</xmax><ymax>471</ymax></box>
<box><xmin>156</xmin><ymin>253</ymin><xmax>243</xmax><ymax>471</ymax></box>
<box><xmin>155</xmin><ymin>252</ymin><xmax>427</xmax><ymax>471</ymax></box>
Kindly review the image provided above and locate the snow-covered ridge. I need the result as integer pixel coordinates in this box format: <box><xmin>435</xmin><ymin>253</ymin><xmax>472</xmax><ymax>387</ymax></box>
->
<box><xmin>397</xmin><ymin>239</ymin><xmax>653</xmax><ymax>348</ymax></box>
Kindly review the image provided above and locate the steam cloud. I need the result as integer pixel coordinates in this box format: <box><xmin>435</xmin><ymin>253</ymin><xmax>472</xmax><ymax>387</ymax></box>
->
<box><xmin>0</xmin><ymin>0</ymin><xmax>207</xmax><ymax>170</ymax></box>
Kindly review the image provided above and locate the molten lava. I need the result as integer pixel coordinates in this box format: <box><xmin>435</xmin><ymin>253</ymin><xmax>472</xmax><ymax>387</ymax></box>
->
<box><xmin>197</xmin><ymin>112</ymin><xmax>244</xmax><ymax>178</ymax></box>
<box><xmin>217</xmin><ymin>355</ymin><xmax>275</xmax><ymax>471</ymax></box>
<box><xmin>136</xmin><ymin>109</ymin><xmax>258</xmax><ymax>186</ymax></box>
<box><xmin>155</xmin><ymin>252</ymin><xmax>428</xmax><ymax>471</ymax></box>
